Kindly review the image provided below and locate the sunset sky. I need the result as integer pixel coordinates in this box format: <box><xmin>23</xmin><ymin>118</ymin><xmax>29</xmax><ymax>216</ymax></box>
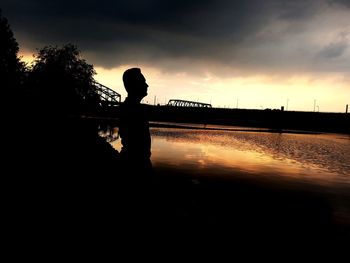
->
<box><xmin>1</xmin><ymin>0</ymin><xmax>349</xmax><ymax>112</ymax></box>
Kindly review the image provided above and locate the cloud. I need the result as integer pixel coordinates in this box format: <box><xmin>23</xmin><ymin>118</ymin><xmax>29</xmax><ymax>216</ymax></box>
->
<box><xmin>317</xmin><ymin>40</ymin><xmax>348</xmax><ymax>59</ymax></box>
<box><xmin>328</xmin><ymin>0</ymin><xmax>350</xmax><ymax>8</ymax></box>
<box><xmin>2</xmin><ymin>0</ymin><xmax>350</xmax><ymax>76</ymax></box>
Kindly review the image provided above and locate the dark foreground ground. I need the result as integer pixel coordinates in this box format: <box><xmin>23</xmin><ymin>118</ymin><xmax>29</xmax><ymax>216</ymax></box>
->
<box><xmin>5</xmin><ymin>159</ymin><xmax>350</xmax><ymax>257</ymax></box>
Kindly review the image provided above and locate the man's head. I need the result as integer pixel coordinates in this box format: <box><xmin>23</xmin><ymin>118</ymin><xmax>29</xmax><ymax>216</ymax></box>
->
<box><xmin>122</xmin><ymin>68</ymin><xmax>148</xmax><ymax>99</ymax></box>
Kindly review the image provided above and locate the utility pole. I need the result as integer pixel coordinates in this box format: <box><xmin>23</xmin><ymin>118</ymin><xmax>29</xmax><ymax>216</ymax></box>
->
<box><xmin>236</xmin><ymin>98</ymin><xmax>239</xmax><ymax>109</ymax></box>
<box><xmin>346</xmin><ymin>104</ymin><xmax>348</xmax><ymax>114</ymax></box>
<box><xmin>314</xmin><ymin>99</ymin><xmax>316</xmax><ymax>112</ymax></box>
<box><xmin>286</xmin><ymin>99</ymin><xmax>289</xmax><ymax>111</ymax></box>
<box><xmin>154</xmin><ymin>96</ymin><xmax>156</xmax><ymax>106</ymax></box>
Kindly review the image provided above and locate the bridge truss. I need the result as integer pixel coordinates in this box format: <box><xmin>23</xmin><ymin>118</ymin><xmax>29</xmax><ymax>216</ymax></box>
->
<box><xmin>94</xmin><ymin>81</ymin><xmax>121</xmax><ymax>106</ymax></box>
<box><xmin>167</xmin><ymin>99</ymin><xmax>212</xmax><ymax>108</ymax></box>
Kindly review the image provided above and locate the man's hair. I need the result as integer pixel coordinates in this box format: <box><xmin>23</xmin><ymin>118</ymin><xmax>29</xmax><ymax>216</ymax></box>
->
<box><xmin>122</xmin><ymin>68</ymin><xmax>142</xmax><ymax>93</ymax></box>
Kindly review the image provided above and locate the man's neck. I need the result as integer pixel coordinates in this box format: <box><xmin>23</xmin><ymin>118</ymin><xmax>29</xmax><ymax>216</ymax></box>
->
<box><xmin>125</xmin><ymin>96</ymin><xmax>142</xmax><ymax>104</ymax></box>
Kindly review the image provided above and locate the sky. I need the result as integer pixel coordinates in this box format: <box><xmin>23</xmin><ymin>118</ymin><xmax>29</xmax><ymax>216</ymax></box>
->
<box><xmin>1</xmin><ymin>0</ymin><xmax>350</xmax><ymax>112</ymax></box>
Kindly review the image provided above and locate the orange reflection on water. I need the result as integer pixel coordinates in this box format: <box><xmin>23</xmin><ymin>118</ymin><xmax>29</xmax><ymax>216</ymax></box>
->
<box><xmin>150</xmin><ymin>128</ymin><xmax>350</xmax><ymax>187</ymax></box>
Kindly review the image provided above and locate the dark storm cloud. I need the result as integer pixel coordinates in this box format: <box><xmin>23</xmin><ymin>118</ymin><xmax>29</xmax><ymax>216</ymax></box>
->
<box><xmin>329</xmin><ymin>0</ymin><xmax>350</xmax><ymax>8</ymax></box>
<box><xmin>317</xmin><ymin>41</ymin><xmax>348</xmax><ymax>59</ymax></box>
<box><xmin>1</xmin><ymin>0</ymin><xmax>268</xmax><ymax>49</ymax></box>
<box><xmin>1</xmin><ymin>0</ymin><xmax>349</xmax><ymax>74</ymax></box>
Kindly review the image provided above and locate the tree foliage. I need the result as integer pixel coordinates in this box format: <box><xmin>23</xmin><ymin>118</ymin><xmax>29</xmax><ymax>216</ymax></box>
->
<box><xmin>29</xmin><ymin>44</ymin><xmax>100</xmax><ymax>114</ymax></box>
<box><xmin>1</xmin><ymin>10</ymin><xmax>100</xmax><ymax>116</ymax></box>
<box><xmin>0</xmin><ymin>10</ymin><xmax>25</xmax><ymax>89</ymax></box>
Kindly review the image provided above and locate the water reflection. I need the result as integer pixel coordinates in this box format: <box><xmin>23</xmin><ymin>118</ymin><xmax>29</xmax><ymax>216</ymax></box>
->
<box><xmin>111</xmin><ymin>126</ymin><xmax>350</xmax><ymax>187</ymax></box>
<box><xmin>98</xmin><ymin>125</ymin><xmax>119</xmax><ymax>143</ymax></box>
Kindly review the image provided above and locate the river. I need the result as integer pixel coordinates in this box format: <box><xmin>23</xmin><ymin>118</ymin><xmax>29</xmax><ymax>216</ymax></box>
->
<box><xmin>108</xmin><ymin>123</ymin><xmax>350</xmax><ymax>188</ymax></box>
<box><xmin>104</xmin><ymin>122</ymin><xmax>350</xmax><ymax>232</ymax></box>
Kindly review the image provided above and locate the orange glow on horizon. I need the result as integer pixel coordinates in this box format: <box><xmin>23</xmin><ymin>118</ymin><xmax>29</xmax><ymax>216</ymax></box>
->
<box><xmin>19</xmin><ymin>51</ymin><xmax>349</xmax><ymax>113</ymax></box>
<box><xmin>95</xmin><ymin>65</ymin><xmax>350</xmax><ymax>113</ymax></box>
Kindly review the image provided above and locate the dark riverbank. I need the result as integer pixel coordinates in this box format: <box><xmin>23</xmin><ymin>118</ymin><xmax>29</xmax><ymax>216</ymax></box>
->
<box><xmin>146</xmin><ymin>105</ymin><xmax>350</xmax><ymax>134</ymax></box>
<box><xmin>97</xmin><ymin>104</ymin><xmax>350</xmax><ymax>134</ymax></box>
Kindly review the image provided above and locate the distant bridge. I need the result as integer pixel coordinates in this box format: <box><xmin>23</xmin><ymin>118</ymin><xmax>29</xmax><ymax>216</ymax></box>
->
<box><xmin>94</xmin><ymin>81</ymin><xmax>121</xmax><ymax>106</ymax></box>
<box><xmin>167</xmin><ymin>99</ymin><xmax>212</xmax><ymax>108</ymax></box>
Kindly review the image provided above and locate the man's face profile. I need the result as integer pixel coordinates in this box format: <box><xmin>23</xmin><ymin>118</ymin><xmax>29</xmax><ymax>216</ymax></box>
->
<box><xmin>123</xmin><ymin>68</ymin><xmax>149</xmax><ymax>99</ymax></box>
<box><xmin>137</xmin><ymin>73</ymin><xmax>148</xmax><ymax>98</ymax></box>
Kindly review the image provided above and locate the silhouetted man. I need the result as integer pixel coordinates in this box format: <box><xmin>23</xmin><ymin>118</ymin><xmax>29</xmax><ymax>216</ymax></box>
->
<box><xmin>119</xmin><ymin>68</ymin><xmax>152</xmax><ymax>176</ymax></box>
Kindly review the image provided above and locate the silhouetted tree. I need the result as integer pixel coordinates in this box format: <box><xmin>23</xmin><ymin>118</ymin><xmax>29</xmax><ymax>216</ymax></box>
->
<box><xmin>0</xmin><ymin>10</ymin><xmax>25</xmax><ymax>90</ymax></box>
<box><xmin>28</xmin><ymin>44</ymin><xmax>100</xmax><ymax>116</ymax></box>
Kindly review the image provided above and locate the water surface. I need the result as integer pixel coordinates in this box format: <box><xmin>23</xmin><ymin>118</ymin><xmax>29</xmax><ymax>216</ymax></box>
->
<box><xmin>110</xmin><ymin>124</ymin><xmax>350</xmax><ymax>189</ymax></box>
